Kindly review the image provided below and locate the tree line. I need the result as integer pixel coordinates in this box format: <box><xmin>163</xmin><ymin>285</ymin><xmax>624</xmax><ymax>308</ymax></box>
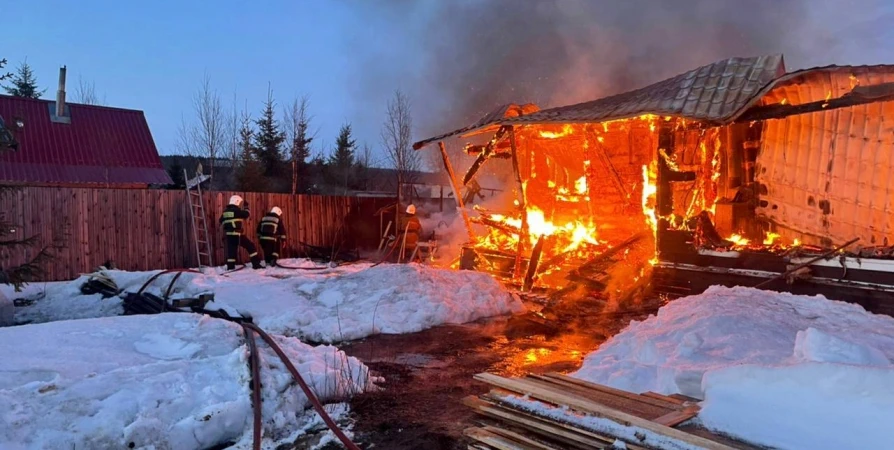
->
<box><xmin>174</xmin><ymin>75</ymin><xmax>422</xmax><ymax>195</ymax></box>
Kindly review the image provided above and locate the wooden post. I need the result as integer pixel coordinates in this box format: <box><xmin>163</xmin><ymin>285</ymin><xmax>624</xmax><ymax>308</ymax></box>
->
<box><xmin>439</xmin><ymin>185</ymin><xmax>444</xmax><ymax>212</ymax></box>
<box><xmin>656</xmin><ymin>120</ymin><xmax>696</xmax><ymax>253</ymax></box>
<box><xmin>509</xmin><ymin>126</ymin><xmax>529</xmax><ymax>279</ymax></box>
<box><xmin>438</xmin><ymin>141</ymin><xmax>475</xmax><ymax>241</ymax></box>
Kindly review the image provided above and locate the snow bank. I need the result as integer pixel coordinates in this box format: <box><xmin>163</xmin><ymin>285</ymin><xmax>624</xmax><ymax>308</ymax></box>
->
<box><xmin>573</xmin><ymin>286</ymin><xmax>894</xmax><ymax>449</ymax></box>
<box><xmin>0</xmin><ymin>313</ymin><xmax>372</xmax><ymax>449</ymax></box>
<box><xmin>210</xmin><ymin>263</ymin><xmax>524</xmax><ymax>342</ymax></box>
<box><xmin>9</xmin><ymin>260</ymin><xmax>523</xmax><ymax>342</ymax></box>
<box><xmin>700</xmin><ymin>362</ymin><xmax>894</xmax><ymax>449</ymax></box>
<box><xmin>573</xmin><ymin>285</ymin><xmax>894</xmax><ymax>397</ymax></box>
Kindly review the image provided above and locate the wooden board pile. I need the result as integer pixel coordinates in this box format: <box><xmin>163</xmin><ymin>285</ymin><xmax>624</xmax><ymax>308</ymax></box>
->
<box><xmin>465</xmin><ymin>372</ymin><xmax>757</xmax><ymax>450</ymax></box>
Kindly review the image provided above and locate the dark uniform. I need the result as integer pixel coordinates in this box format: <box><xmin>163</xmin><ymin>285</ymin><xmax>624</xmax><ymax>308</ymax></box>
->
<box><xmin>219</xmin><ymin>204</ymin><xmax>262</xmax><ymax>270</ymax></box>
<box><xmin>257</xmin><ymin>211</ymin><xmax>287</xmax><ymax>266</ymax></box>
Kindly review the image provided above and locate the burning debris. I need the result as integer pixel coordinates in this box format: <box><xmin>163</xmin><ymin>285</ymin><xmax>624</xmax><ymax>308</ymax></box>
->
<box><xmin>413</xmin><ymin>54</ymin><xmax>894</xmax><ymax>315</ymax></box>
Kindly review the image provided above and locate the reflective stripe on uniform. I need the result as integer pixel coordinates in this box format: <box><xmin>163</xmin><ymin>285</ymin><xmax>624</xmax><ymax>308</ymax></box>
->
<box><xmin>227</xmin><ymin>258</ymin><xmax>236</xmax><ymax>262</ymax></box>
<box><xmin>272</xmin><ymin>253</ymin><xmax>279</xmax><ymax>257</ymax></box>
<box><xmin>226</xmin><ymin>232</ymin><xmax>241</xmax><ymax>236</ymax></box>
<box><xmin>249</xmin><ymin>252</ymin><xmax>258</xmax><ymax>257</ymax></box>
<box><xmin>259</xmin><ymin>236</ymin><xmax>277</xmax><ymax>241</ymax></box>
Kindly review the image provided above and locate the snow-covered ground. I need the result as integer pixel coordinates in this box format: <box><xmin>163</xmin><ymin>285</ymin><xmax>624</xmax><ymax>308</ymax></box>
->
<box><xmin>572</xmin><ymin>286</ymin><xmax>894</xmax><ymax>449</ymax></box>
<box><xmin>0</xmin><ymin>313</ymin><xmax>373</xmax><ymax>449</ymax></box>
<box><xmin>6</xmin><ymin>260</ymin><xmax>524</xmax><ymax>342</ymax></box>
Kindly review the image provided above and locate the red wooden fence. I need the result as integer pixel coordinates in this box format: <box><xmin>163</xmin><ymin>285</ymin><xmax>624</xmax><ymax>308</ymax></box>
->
<box><xmin>0</xmin><ymin>186</ymin><xmax>394</xmax><ymax>281</ymax></box>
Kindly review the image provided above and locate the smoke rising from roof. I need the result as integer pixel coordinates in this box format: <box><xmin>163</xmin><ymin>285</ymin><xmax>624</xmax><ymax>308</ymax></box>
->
<box><xmin>347</xmin><ymin>0</ymin><xmax>889</xmax><ymax>145</ymax></box>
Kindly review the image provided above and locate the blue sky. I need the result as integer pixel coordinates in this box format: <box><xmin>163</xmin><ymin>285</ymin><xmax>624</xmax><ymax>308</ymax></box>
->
<box><xmin>4</xmin><ymin>0</ymin><xmax>894</xmax><ymax>162</ymax></box>
<box><xmin>3</xmin><ymin>1</ymin><xmax>430</xmax><ymax>160</ymax></box>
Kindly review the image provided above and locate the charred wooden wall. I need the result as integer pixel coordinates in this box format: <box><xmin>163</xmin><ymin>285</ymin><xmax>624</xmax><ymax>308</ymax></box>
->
<box><xmin>1</xmin><ymin>186</ymin><xmax>393</xmax><ymax>281</ymax></box>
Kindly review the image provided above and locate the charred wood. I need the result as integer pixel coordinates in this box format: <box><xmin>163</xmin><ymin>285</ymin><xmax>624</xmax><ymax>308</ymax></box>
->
<box><xmin>737</xmin><ymin>82</ymin><xmax>894</xmax><ymax>122</ymax></box>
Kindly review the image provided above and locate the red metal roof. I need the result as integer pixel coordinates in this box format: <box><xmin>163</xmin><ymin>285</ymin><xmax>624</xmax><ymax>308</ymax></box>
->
<box><xmin>0</xmin><ymin>95</ymin><xmax>172</xmax><ymax>186</ymax></box>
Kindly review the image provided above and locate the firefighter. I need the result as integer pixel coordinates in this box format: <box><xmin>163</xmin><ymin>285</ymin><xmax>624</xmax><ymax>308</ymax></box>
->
<box><xmin>219</xmin><ymin>195</ymin><xmax>262</xmax><ymax>270</ymax></box>
<box><xmin>257</xmin><ymin>206</ymin><xmax>287</xmax><ymax>267</ymax></box>
<box><xmin>395</xmin><ymin>204</ymin><xmax>423</xmax><ymax>262</ymax></box>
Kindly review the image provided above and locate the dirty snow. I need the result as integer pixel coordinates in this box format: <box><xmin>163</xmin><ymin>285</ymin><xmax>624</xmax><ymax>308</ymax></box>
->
<box><xmin>572</xmin><ymin>285</ymin><xmax>894</xmax><ymax>449</ymax></box>
<box><xmin>8</xmin><ymin>260</ymin><xmax>524</xmax><ymax>342</ymax></box>
<box><xmin>0</xmin><ymin>313</ymin><xmax>372</xmax><ymax>449</ymax></box>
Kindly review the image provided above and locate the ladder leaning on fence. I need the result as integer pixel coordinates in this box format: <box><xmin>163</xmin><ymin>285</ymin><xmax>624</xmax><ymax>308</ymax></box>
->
<box><xmin>184</xmin><ymin>167</ymin><xmax>213</xmax><ymax>267</ymax></box>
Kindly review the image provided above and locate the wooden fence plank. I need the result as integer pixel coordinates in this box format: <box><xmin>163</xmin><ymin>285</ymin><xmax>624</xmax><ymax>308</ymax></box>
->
<box><xmin>0</xmin><ymin>186</ymin><xmax>392</xmax><ymax>281</ymax></box>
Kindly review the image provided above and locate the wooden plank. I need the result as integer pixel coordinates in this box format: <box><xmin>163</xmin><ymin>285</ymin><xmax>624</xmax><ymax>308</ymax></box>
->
<box><xmin>483</xmin><ymin>426</ymin><xmax>564</xmax><ymax>450</ymax></box>
<box><xmin>467</xmin><ymin>395</ymin><xmax>630</xmax><ymax>450</ymax></box>
<box><xmin>670</xmin><ymin>394</ymin><xmax>701</xmax><ymax>403</ymax></box>
<box><xmin>642</xmin><ymin>392</ymin><xmax>687</xmax><ymax>406</ymax></box>
<box><xmin>465</xmin><ymin>427</ymin><xmax>551</xmax><ymax>450</ymax></box>
<box><xmin>653</xmin><ymin>405</ymin><xmax>700</xmax><ymax>428</ymax></box>
<box><xmin>524</xmin><ymin>375</ymin><xmax>673</xmax><ymax>421</ymax></box>
<box><xmin>474</xmin><ymin>373</ymin><xmax>736</xmax><ymax>450</ymax></box>
<box><xmin>538</xmin><ymin>374</ymin><xmax>683</xmax><ymax>412</ymax></box>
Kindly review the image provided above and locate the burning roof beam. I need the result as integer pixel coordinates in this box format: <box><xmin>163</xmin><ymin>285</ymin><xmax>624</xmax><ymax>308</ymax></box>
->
<box><xmin>585</xmin><ymin>126</ymin><xmax>634</xmax><ymax>207</ymax></box>
<box><xmin>438</xmin><ymin>141</ymin><xmax>476</xmax><ymax>241</ymax></box>
<box><xmin>509</xmin><ymin>126</ymin><xmax>529</xmax><ymax>279</ymax></box>
<box><xmin>736</xmin><ymin>82</ymin><xmax>894</xmax><ymax>122</ymax></box>
<box><xmin>462</xmin><ymin>126</ymin><xmax>510</xmax><ymax>186</ymax></box>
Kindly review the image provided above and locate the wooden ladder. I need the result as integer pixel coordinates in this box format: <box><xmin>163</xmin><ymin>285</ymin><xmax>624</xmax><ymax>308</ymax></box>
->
<box><xmin>184</xmin><ymin>168</ymin><xmax>213</xmax><ymax>268</ymax></box>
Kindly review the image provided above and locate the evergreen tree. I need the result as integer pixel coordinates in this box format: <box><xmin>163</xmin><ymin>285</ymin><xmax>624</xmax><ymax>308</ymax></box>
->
<box><xmin>167</xmin><ymin>161</ymin><xmax>185</xmax><ymax>188</ymax></box>
<box><xmin>329</xmin><ymin>124</ymin><xmax>356</xmax><ymax>169</ymax></box>
<box><xmin>2</xmin><ymin>60</ymin><xmax>45</xmax><ymax>99</ymax></box>
<box><xmin>236</xmin><ymin>115</ymin><xmax>266</xmax><ymax>191</ymax></box>
<box><xmin>252</xmin><ymin>87</ymin><xmax>286</xmax><ymax>178</ymax></box>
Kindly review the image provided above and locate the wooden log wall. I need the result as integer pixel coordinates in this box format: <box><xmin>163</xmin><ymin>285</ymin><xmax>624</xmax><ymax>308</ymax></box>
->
<box><xmin>0</xmin><ymin>186</ymin><xmax>394</xmax><ymax>281</ymax></box>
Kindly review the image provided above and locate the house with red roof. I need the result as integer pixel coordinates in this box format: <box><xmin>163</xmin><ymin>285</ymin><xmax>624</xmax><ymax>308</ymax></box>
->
<box><xmin>0</xmin><ymin>67</ymin><xmax>171</xmax><ymax>188</ymax></box>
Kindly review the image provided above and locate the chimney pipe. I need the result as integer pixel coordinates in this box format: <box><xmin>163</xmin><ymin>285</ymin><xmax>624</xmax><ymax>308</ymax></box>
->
<box><xmin>56</xmin><ymin>66</ymin><xmax>66</xmax><ymax>118</ymax></box>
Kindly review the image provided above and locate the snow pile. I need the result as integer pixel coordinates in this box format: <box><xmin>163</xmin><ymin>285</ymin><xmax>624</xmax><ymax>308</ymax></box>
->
<box><xmin>0</xmin><ymin>313</ymin><xmax>372</xmax><ymax>449</ymax></box>
<box><xmin>573</xmin><ymin>286</ymin><xmax>894</xmax><ymax>449</ymax></box>
<box><xmin>211</xmin><ymin>263</ymin><xmax>524</xmax><ymax>342</ymax></box>
<box><xmin>8</xmin><ymin>261</ymin><xmax>523</xmax><ymax>342</ymax></box>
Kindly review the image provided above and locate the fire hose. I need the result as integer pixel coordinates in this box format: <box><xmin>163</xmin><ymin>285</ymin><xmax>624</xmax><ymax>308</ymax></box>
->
<box><xmin>128</xmin><ymin>270</ymin><xmax>360</xmax><ymax>449</ymax></box>
<box><xmin>241</xmin><ymin>322</ymin><xmax>361</xmax><ymax>450</ymax></box>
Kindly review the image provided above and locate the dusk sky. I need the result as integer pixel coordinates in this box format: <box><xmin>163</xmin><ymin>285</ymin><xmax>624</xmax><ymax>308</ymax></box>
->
<box><xmin>5</xmin><ymin>0</ymin><xmax>893</xmax><ymax>165</ymax></box>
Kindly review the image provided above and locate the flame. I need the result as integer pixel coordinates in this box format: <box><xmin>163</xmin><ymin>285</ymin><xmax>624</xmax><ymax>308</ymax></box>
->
<box><xmin>793</xmin><ymin>238</ymin><xmax>801</xmax><ymax>247</ymax></box>
<box><xmin>727</xmin><ymin>234</ymin><xmax>750</xmax><ymax>246</ymax></box>
<box><xmin>641</xmin><ymin>163</ymin><xmax>658</xmax><ymax>233</ymax></box>
<box><xmin>825</xmin><ymin>90</ymin><xmax>832</xmax><ymax>102</ymax></box>
<box><xmin>574</xmin><ymin>176</ymin><xmax>588</xmax><ymax>195</ymax></box>
<box><xmin>539</xmin><ymin>124</ymin><xmax>574</xmax><ymax>139</ymax></box>
<box><xmin>763</xmin><ymin>232</ymin><xmax>781</xmax><ymax>246</ymax></box>
<box><xmin>849</xmin><ymin>75</ymin><xmax>860</xmax><ymax>90</ymax></box>
<box><xmin>781</xmin><ymin>98</ymin><xmax>788</xmax><ymax>105</ymax></box>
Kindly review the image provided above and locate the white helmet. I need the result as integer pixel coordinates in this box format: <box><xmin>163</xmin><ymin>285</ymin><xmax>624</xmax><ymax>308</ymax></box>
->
<box><xmin>270</xmin><ymin>206</ymin><xmax>282</xmax><ymax>216</ymax></box>
<box><xmin>229</xmin><ymin>195</ymin><xmax>244</xmax><ymax>206</ymax></box>
<box><xmin>406</xmin><ymin>204</ymin><xmax>416</xmax><ymax>215</ymax></box>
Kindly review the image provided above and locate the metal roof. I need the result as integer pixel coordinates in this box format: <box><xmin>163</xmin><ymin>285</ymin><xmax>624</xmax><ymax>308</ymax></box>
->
<box><xmin>413</xmin><ymin>103</ymin><xmax>538</xmax><ymax>150</ymax></box>
<box><xmin>504</xmin><ymin>54</ymin><xmax>786</xmax><ymax>126</ymax></box>
<box><xmin>0</xmin><ymin>95</ymin><xmax>172</xmax><ymax>186</ymax></box>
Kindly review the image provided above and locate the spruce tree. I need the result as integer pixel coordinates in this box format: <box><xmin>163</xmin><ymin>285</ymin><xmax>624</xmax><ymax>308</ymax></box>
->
<box><xmin>167</xmin><ymin>161</ymin><xmax>185</xmax><ymax>188</ymax></box>
<box><xmin>2</xmin><ymin>60</ymin><xmax>45</xmax><ymax>99</ymax></box>
<box><xmin>236</xmin><ymin>116</ymin><xmax>266</xmax><ymax>191</ymax></box>
<box><xmin>330</xmin><ymin>124</ymin><xmax>356</xmax><ymax>169</ymax></box>
<box><xmin>252</xmin><ymin>88</ymin><xmax>286</xmax><ymax>179</ymax></box>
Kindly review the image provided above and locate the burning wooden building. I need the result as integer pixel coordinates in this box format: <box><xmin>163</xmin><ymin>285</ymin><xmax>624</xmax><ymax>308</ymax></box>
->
<box><xmin>413</xmin><ymin>54</ymin><xmax>894</xmax><ymax>314</ymax></box>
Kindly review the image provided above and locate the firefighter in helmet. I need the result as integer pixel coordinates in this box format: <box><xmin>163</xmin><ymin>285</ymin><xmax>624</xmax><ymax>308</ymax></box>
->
<box><xmin>394</xmin><ymin>204</ymin><xmax>423</xmax><ymax>262</ymax></box>
<box><xmin>257</xmin><ymin>206</ymin><xmax>287</xmax><ymax>267</ymax></box>
<box><xmin>219</xmin><ymin>195</ymin><xmax>262</xmax><ymax>270</ymax></box>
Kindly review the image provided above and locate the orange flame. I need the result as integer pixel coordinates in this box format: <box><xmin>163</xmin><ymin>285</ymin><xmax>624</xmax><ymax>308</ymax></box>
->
<box><xmin>538</xmin><ymin>124</ymin><xmax>574</xmax><ymax>139</ymax></box>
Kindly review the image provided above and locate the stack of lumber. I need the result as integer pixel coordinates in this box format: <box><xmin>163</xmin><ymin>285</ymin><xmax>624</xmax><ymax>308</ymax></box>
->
<box><xmin>465</xmin><ymin>372</ymin><xmax>757</xmax><ymax>450</ymax></box>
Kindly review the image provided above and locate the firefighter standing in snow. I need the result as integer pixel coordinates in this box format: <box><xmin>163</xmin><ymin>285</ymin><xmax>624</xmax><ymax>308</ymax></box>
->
<box><xmin>394</xmin><ymin>204</ymin><xmax>422</xmax><ymax>262</ymax></box>
<box><xmin>257</xmin><ymin>206</ymin><xmax>287</xmax><ymax>267</ymax></box>
<box><xmin>219</xmin><ymin>195</ymin><xmax>262</xmax><ymax>270</ymax></box>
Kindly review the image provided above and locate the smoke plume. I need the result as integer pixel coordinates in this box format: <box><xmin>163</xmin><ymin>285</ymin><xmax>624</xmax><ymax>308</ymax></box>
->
<box><xmin>346</xmin><ymin>0</ymin><xmax>888</xmax><ymax>149</ymax></box>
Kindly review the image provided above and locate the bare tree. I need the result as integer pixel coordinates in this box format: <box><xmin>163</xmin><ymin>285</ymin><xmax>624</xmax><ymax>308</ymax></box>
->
<box><xmin>73</xmin><ymin>76</ymin><xmax>104</xmax><ymax>105</ymax></box>
<box><xmin>283</xmin><ymin>96</ymin><xmax>315</xmax><ymax>194</ymax></box>
<box><xmin>356</xmin><ymin>142</ymin><xmax>380</xmax><ymax>191</ymax></box>
<box><xmin>177</xmin><ymin>74</ymin><xmax>225</xmax><ymax>187</ymax></box>
<box><xmin>382</xmin><ymin>90</ymin><xmax>420</xmax><ymax>217</ymax></box>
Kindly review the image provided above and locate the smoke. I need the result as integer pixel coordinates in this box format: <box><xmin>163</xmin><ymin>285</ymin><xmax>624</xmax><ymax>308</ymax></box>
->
<box><xmin>345</xmin><ymin>0</ymin><xmax>889</xmax><ymax>150</ymax></box>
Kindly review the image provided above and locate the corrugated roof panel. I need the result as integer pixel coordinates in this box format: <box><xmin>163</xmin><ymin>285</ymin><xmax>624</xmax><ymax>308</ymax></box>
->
<box><xmin>0</xmin><ymin>95</ymin><xmax>171</xmax><ymax>186</ymax></box>
<box><xmin>504</xmin><ymin>55</ymin><xmax>785</xmax><ymax>126</ymax></box>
